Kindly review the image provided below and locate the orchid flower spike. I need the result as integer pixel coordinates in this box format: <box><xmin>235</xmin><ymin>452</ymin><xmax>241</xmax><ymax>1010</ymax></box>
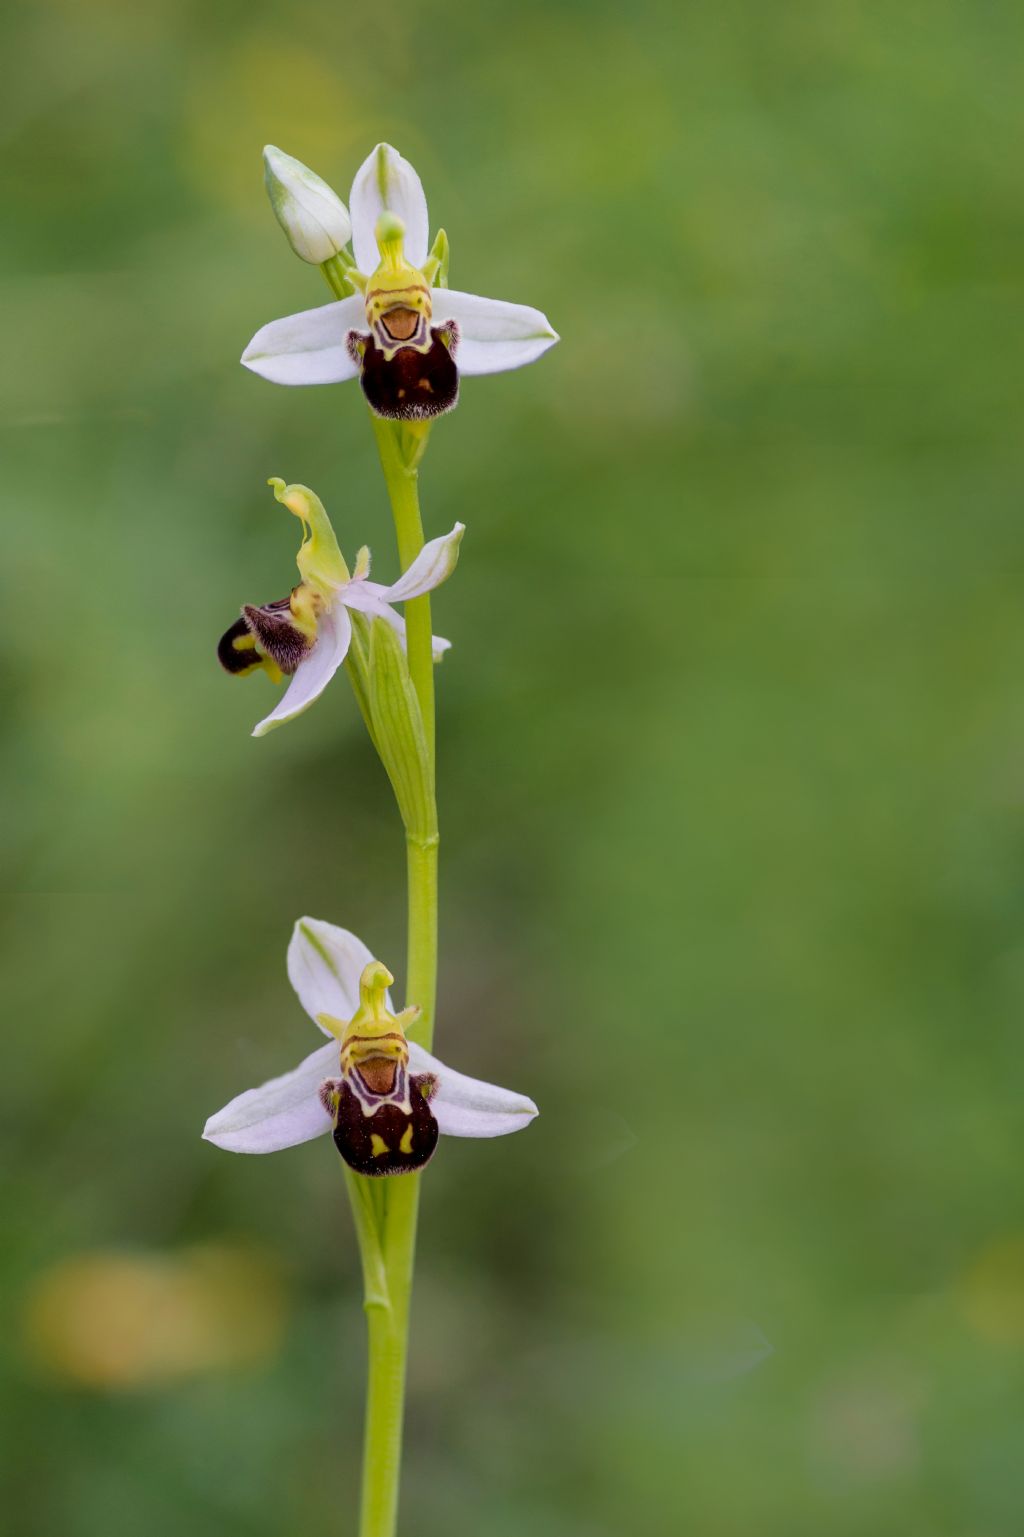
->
<box><xmin>217</xmin><ymin>478</ymin><xmax>463</xmax><ymax>737</ymax></box>
<box><xmin>242</xmin><ymin>142</ymin><xmax>559</xmax><ymax>420</ymax></box>
<box><xmin>203</xmin><ymin>918</ymin><xmax>538</xmax><ymax>1173</ymax></box>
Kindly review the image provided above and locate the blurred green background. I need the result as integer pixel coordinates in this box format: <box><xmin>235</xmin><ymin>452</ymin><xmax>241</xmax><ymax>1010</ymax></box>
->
<box><xmin>3</xmin><ymin>0</ymin><xmax>1024</xmax><ymax>1532</ymax></box>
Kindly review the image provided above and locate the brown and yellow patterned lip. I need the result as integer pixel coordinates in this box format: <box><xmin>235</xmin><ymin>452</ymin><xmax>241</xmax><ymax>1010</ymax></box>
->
<box><xmin>359</xmin><ymin>328</ymin><xmax>460</xmax><ymax>422</ymax></box>
<box><xmin>330</xmin><ymin>1075</ymin><xmax>440</xmax><ymax>1177</ymax></box>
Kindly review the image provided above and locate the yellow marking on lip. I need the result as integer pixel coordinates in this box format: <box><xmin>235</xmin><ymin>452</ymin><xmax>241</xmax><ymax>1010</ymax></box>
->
<box><xmin>399</xmin><ymin>1126</ymin><xmax>414</xmax><ymax>1156</ymax></box>
<box><xmin>371</xmin><ymin>1134</ymin><xmax>389</xmax><ymax>1158</ymax></box>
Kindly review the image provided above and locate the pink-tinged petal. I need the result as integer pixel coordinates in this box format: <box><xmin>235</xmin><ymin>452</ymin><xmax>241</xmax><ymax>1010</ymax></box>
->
<box><xmin>241</xmin><ymin>296</ymin><xmax>365</xmax><ymax>386</ymax></box>
<box><xmin>343</xmin><ymin>583</ymin><xmax>451</xmax><ymax>661</ymax></box>
<box><xmin>409</xmin><ymin>1043</ymin><xmax>539</xmax><ymax>1137</ymax></box>
<box><xmin>349</xmin><ymin>143</ymin><xmax>430</xmax><ymax>274</ymax></box>
<box><xmin>381</xmin><ymin>523</ymin><xmax>465</xmax><ymax>603</ymax></box>
<box><xmin>287</xmin><ymin>917</ymin><xmax>390</xmax><ymax>1035</ymax></box>
<box><xmin>202</xmin><ymin>1040</ymin><xmax>337</xmax><ymax>1153</ymax></box>
<box><xmin>252</xmin><ymin>605</ymin><xmax>352</xmax><ymax>738</ymax></box>
<box><xmin>431</xmin><ymin>289</ymin><xmax>558</xmax><ymax>375</ymax></box>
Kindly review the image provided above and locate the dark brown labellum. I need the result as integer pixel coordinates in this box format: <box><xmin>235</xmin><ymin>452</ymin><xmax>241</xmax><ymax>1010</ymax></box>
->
<box><xmin>331</xmin><ymin>1074</ymin><xmax>439</xmax><ymax>1176</ymax></box>
<box><xmin>359</xmin><ymin>327</ymin><xmax>459</xmax><ymax>421</ymax></box>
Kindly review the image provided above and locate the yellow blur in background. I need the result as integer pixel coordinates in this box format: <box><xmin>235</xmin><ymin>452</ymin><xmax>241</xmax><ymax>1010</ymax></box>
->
<box><xmin>24</xmin><ymin>1246</ymin><xmax>287</xmax><ymax>1389</ymax></box>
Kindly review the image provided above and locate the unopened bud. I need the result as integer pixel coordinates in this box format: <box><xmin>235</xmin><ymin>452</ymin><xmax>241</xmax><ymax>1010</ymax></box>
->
<box><xmin>263</xmin><ymin>145</ymin><xmax>352</xmax><ymax>265</ymax></box>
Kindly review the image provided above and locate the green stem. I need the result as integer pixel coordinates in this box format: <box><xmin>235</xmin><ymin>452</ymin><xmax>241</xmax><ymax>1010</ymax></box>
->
<box><xmin>357</xmin><ymin>1168</ymin><xmax>424</xmax><ymax>1537</ymax></box>
<box><xmin>358</xmin><ymin>1238</ymin><xmax>412</xmax><ymax>1537</ymax></box>
<box><xmin>370</xmin><ymin>417</ymin><xmax>437</xmax><ymax>769</ymax></box>
<box><xmin>371</xmin><ymin>413</ymin><xmax>439</xmax><ymax>1052</ymax></box>
<box><xmin>403</xmin><ymin>833</ymin><xmax>439</xmax><ymax>1054</ymax></box>
<box><xmin>358</xmin><ymin>415</ymin><xmax>440</xmax><ymax>1537</ymax></box>
<box><xmin>319</xmin><ymin>259</ymin><xmax>440</xmax><ymax>1537</ymax></box>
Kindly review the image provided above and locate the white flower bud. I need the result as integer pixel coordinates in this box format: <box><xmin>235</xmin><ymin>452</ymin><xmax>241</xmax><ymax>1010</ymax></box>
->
<box><xmin>263</xmin><ymin>145</ymin><xmax>352</xmax><ymax>265</ymax></box>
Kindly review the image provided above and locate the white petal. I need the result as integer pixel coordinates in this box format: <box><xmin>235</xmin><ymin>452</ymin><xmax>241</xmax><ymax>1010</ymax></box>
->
<box><xmin>287</xmin><ymin>917</ymin><xmax>391</xmax><ymax>1034</ymax></box>
<box><xmin>381</xmin><ymin>523</ymin><xmax>465</xmax><ymax>603</ymax></box>
<box><xmin>431</xmin><ymin>289</ymin><xmax>559</xmax><ymax>375</ymax></box>
<box><xmin>241</xmin><ymin>295</ymin><xmax>365</xmax><ymax>386</ymax></box>
<box><xmin>252</xmin><ymin>605</ymin><xmax>351</xmax><ymax>737</ymax></box>
<box><xmin>409</xmin><ymin>1043</ymin><xmax>539</xmax><ymax>1138</ymax></box>
<box><xmin>349</xmin><ymin>143</ymin><xmax>429</xmax><ymax>274</ymax></box>
<box><xmin>343</xmin><ymin>583</ymin><xmax>451</xmax><ymax>661</ymax></box>
<box><xmin>203</xmin><ymin>1040</ymin><xmax>337</xmax><ymax>1154</ymax></box>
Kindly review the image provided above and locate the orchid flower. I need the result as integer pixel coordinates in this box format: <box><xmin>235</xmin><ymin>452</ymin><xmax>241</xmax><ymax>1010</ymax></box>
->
<box><xmin>203</xmin><ymin>918</ymin><xmax>538</xmax><ymax>1173</ymax></box>
<box><xmin>241</xmin><ymin>143</ymin><xmax>559</xmax><ymax>420</ymax></box>
<box><xmin>217</xmin><ymin>477</ymin><xmax>462</xmax><ymax>737</ymax></box>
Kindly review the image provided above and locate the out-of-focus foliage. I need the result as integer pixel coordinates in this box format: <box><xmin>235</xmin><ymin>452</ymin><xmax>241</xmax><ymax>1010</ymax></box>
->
<box><xmin>2</xmin><ymin>0</ymin><xmax>1023</xmax><ymax>1533</ymax></box>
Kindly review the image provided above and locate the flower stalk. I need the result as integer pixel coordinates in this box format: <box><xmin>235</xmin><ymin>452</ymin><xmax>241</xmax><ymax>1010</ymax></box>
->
<box><xmin>352</xmin><ymin>420</ymin><xmax>438</xmax><ymax>1537</ymax></box>
<box><xmin>323</xmin><ymin>239</ymin><xmax>440</xmax><ymax>1059</ymax></box>
<box><xmin>323</xmin><ymin>246</ymin><xmax>438</xmax><ymax>1531</ymax></box>
<box><xmin>208</xmin><ymin>140</ymin><xmax>555</xmax><ymax>1537</ymax></box>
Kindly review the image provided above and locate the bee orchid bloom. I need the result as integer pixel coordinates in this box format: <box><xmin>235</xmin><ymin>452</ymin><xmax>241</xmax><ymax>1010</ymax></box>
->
<box><xmin>202</xmin><ymin>918</ymin><xmax>538</xmax><ymax>1173</ymax></box>
<box><xmin>218</xmin><ymin>477</ymin><xmax>463</xmax><ymax>737</ymax></box>
<box><xmin>241</xmin><ymin>143</ymin><xmax>559</xmax><ymax>419</ymax></box>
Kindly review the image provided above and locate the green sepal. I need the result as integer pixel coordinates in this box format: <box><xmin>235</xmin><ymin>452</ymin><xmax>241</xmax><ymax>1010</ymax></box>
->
<box><xmin>367</xmin><ymin>618</ymin><xmax>436</xmax><ymax>839</ymax></box>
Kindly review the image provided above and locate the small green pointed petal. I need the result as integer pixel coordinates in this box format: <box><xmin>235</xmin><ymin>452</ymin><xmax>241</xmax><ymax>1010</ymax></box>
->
<box><xmin>422</xmin><ymin>228</ymin><xmax>450</xmax><ymax>289</ymax></box>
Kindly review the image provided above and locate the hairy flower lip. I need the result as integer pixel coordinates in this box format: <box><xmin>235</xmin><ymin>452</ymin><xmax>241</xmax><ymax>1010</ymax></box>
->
<box><xmin>202</xmin><ymin>918</ymin><xmax>539</xmax><ymax>1156</ymax></box>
